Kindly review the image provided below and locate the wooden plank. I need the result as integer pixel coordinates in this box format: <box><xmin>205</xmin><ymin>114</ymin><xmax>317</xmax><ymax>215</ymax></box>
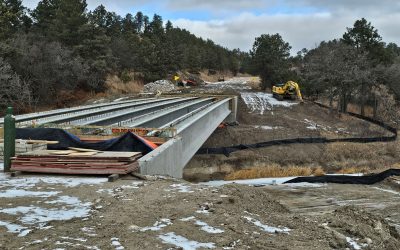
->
<box><xmin>48</xmin><ymin>150</ymin><xmax>76</xmax><ymax>155</ymax></box>
<box><xmin>19</xmin><ymin>150</ymin><xmax>141</xmax><ymax>160</ymax></box>
<box><xmin>68</xmin><ymin>152</ymin><xmax>98</xmax><ymax>156</ymax></box>
<box><xmin>12</xmin><ymin>160</ymin><xmax>129</xmax><ymax>166</ymax></box>
<box><xmin>10</xmin><ymin>166</ymin><xmax>132</xmax><ymax>175</ymax></box>
<box><xmin>68</xmin><ymin>147</ymin><xmax>100</xmax><ymax>153</ymax></box>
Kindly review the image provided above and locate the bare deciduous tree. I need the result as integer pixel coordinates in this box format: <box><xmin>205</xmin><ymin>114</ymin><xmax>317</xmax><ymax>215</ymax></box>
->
<box><xmin>0</xmin><ymin>57</ymin><xmax>33</xmax><ymax>113</ymax></box>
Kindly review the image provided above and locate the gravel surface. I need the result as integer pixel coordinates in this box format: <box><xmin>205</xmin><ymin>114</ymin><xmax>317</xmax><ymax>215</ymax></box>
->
<box><xmin>143</xmin><ymin>80</ymin><xmax>176</xmax><ymax>93</ymax></box>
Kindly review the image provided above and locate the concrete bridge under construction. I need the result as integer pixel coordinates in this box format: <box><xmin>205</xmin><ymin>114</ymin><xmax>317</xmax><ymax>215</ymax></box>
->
<box><xmin>0</xmin><ymin>96</ymin><xmax>238</xmax><ymax>178</ymax></box>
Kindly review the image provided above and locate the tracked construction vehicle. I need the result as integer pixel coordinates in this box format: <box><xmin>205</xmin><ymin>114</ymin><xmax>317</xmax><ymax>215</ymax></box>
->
<box><xmin>272</xmin><ymin>81</ymin><xmax>303</xmax><ymax>102</ymax></box>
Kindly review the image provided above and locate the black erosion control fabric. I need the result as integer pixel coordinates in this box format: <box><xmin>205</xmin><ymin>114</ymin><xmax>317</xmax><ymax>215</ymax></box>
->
<box><xmin>16</xmin><ymin>128</ymin><xmax>154</xmax><ymax>154</ymax></box>
<box><xmin>197</xmin><ymin>102</ymin><xmax>397</xmax><ymax>157</ymax></box>
<box><xmin>284</xmin><ymin>169</ymin><xmax>400</xmax><ymax>185</ymax></box>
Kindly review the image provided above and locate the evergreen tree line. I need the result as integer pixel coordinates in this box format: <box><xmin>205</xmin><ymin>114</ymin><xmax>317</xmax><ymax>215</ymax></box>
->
<box><xmin>0</xmin><ymin>0</ymin><xmax>243</xmax><ymax>112</ymax></box>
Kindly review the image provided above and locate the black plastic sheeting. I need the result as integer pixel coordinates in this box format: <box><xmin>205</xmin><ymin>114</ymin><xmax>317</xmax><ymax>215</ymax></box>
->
<box><xmin>16</xmin><ymin>128</ymin><xmax>154</xmax><ymax>154</ymax></box>
<box><xmin>197</xmin><ymin>102</ymin><xmax>398</xmax><ymax>157</ymax></box>
<box><xmin>284</xmin><ymin>169</ymin><xmax>400</xmax><ymax>185</ymax></box>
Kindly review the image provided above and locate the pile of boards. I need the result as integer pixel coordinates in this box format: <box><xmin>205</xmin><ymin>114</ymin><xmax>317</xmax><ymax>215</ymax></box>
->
<box><xmin>0</xmin><ymin>139</ymin><xmax>52</xmax><ymax>161</ymax></box>
<box><xmin>10</xmin><ymin>148</ymin><xmax>142</xmax><ymax>175</ymax></box>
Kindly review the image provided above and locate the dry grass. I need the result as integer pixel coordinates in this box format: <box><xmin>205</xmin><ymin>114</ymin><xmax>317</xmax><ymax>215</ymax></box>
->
<box><xmin>199</xmin><ymin>70</ymin><xmax>234</xmax><ymax>82</ymax></box>
<box><xmin>224</xmin><ymin>163</ymin><xmax>324</xmax><ymax>180</ymax></box>
<box><xmin>337</xmin><ymin>166</ymin><xmax>367</xmax><ymax>174</ymax></box>
<box><xmin>247</xmin><ymin>77</ymin><xmax>261</xmax><ymax>90</ymax></box>
<box><xmin>313</xmin><ymin>166</ymin><xmax>326</xmax><ymax>176</ymax></box>
<box><xmin>105</xmin><ymin>75</ymin><xmax>144</xmax><ymax>95</ymax></box>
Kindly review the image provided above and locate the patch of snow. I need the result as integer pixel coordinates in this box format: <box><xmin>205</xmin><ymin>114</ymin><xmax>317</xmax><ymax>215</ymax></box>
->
<box><xmin>158</xmin><ymin>232</ymin><xmax>215</xmax><ymax>250</ymax></box>
<box><xmin>179</xmin><ymin>217</ymin><xmax>224</xmax><ymax>234</ymax></box>
<box><xmin>0</xmin><ymin>196</ymin><xmax>92</xmax><ymax>227</ymax></box>
<box><xmin>60</xmin><ymin>236</ymin><xmax>87</xmax><ymax>242</ymax></box>
<box><xmin>111</xmin><ymin>238</ymin><xmax>124</xmax><ymax>250</ymax></box>
<box><xmin>223</xmin><ymin>239</ymin><xmax>240</xmax><ymax>249</ymax></box>
<box><xmin>81</xmin><ymin>227</ymin><xmax>97</xmax><ymax>237</ymax></box>
<box><xmin>196</xmin><ymin>208</ymin><xmax>210</xmax><ymax>214</ymax></box>
<box><xmin>0</xmin><ymin>173</ymin><xmax>107</xmax><ymax>189</ymax></box>
<box><xmin>243</xmin><ymin>216</ymin><xmax>290</xmax><ymax>234</ymax></box>
<box><xmin>372</xmin><ymin>187</ymin><xmax>400</xmax><ymax>195</ymax></box>
<box><xmin>165</xmin><ymin>183</ymin><xmax>194</xmax><ymax>193</ymax></box>
<box><xmin>0</xmin><ymin>220</ymin><xmax>31</xmax><ymax>237</ymax></box>
<box><xmin>241</xmin><ymin>92</ymin><xmax>297</xmax><ymax>115</ymax></box>
<box><xmin>180</xmin><ymin>216</ymin><xmax>196</xmax><ymax>222</ymax></box>
<box><xmin>194</xmin><ymin>220</ymin><xmax>224</xmax><ymax>234</ymax></box>
<box><xmin>303</xmin><ymin>118</ymin><xmax>331</xmax><ymax>131</ymax></box>
<box><xmin>346</xmin><ymin>237</ymin><xmax>362</xmax><ymax>250</ymax></box>
<box><xmin>113</xmin><ymin>97</ymin><xmax>127</xmax><ymax>102</ymax></box>
<box><xmin>140</xmin><ymin>218</ymin><xmax>172</xmax><ymax>232</ymax></box>
<box><xmin>200</xmin><ymin>177</ymin><xmax>297</xmax><ymax>187</ymax></box>
<box><xmin>96</xmin><ymin>189</ymin><xmax>114</xmax><ymax>195</ymax></box>
<box><xmin>253</xmin><ymin>125</ymin><xmax>282</xmax><ymax>130</ymax></box>
<box><xmin>0</xmin><ymin>189</ymin><xmax>59</xmax><ymax>198</ymax></box>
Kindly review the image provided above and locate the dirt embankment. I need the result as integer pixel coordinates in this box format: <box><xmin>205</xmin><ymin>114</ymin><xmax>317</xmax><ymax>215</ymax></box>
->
<box><xmin>2</xmin><ymin>173</ymin><xmax>400</xmax><ymax>250</ymax></box>
<box><xmin>184</xmin><ymin>78</ymin><xmax>400</xmax><ymax>182</ymax></box>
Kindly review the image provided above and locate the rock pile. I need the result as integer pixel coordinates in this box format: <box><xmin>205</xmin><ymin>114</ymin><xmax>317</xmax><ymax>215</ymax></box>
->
<box><xmin>143</xmin><ymin>80</ymin><xmax>176</xmax><ymax>93</ymax></box>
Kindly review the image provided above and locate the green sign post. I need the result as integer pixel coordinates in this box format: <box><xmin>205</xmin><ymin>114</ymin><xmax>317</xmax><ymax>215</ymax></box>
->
<box><xmin>4</xmin><ymin>107</ymin><xmax>16</xmax><ymax>172</ymax></box>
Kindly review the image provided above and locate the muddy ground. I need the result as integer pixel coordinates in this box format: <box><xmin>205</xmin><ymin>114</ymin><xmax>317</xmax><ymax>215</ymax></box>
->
<box><xmin>1</xmin><ymin>170</ymin><xmax>400</xmax><ymax>250</ymax></box>
<box><xmin>185</xmin><ymin>78</ymin><xmax>400</xmax><ymax>181</ymax></box>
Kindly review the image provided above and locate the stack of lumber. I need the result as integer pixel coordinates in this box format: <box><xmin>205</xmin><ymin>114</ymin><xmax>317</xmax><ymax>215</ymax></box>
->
<box><xmin>0</xmin><ymin>139</ymin><xmax>55</xmax><ymax>160</ymax></box>
<box><xmin>10</xmin><ymin>149</ymin><xmax>142</xmax><ymax>175</ymax></box>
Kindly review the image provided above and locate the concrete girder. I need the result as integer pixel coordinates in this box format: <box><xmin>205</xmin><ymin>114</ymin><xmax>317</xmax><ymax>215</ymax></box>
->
<box><xmin>120</xmin><ymin>98</ymin><xmax>215</xmax><ymax>128</ymax></box>
<box><xmin>23</xmin><ymin>98</ymin><xmax>179</xmax><ymax>126</ymax></box>
<box><xmin>77</xmin><ymin>97</ymin><xmax>198</xmax><ymax>126</ymax></box>
<box><xmin>0</xmin><ymin>98</ymin><xmax>157</xmax><ymax>125</ymax></box>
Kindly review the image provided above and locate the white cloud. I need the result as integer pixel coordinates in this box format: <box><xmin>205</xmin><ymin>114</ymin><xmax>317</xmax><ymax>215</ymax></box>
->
<box><xmin>173</xmin><ymin>10</ymin><xmax>400</xmax><ymax>53</ymax></box>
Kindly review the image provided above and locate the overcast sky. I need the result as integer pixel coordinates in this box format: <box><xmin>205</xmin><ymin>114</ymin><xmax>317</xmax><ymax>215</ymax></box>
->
<box><xmin>22</xmin><ymin>0</ymin><xmax>400</xmax><ymax>54</ymax></box>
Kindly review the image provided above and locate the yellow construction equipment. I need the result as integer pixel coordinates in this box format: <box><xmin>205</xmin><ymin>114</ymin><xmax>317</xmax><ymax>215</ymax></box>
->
<box><xmin>272</xmin><ymin>81</ymin><xmax>303</xmax><ymax>102</ymax></box>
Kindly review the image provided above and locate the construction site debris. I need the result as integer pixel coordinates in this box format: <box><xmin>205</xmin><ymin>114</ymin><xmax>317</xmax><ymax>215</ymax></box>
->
<box><xmin>143</xmin><ymin>80</ymin><xmax>176</xmax><ymax>93</ymax></box>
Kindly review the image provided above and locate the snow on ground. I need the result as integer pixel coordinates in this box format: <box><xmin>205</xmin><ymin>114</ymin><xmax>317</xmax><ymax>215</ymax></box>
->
<box><xmin>372</xmin><ymin>187</ymin><xmax>400</xmax><ymax>195</ymax></box>
<box><xmin>178</xmin><ymin>216</ymin><xmax>224</xmax><ymax>234</ymax></box>
<box><xmin>304</xmin><ymin>118</ymin><xmax>330</xmax><ymax>131</ymax></box>
<box><xmin>346</xmin><ymin>237</ymin><xmax>363</xmax><ymax>250</ymax></box>
<box><xmin>0</xmin><ymin>196</ymin><xmax>92</xmax><ymax>226</ymax></box>
<box><xmin>0</xmin><ymin>220</ymin><xmax>30</xmax><ymax>237</ymax></box>
<box><xmin>241</xmin><ymin>92</ymin><xmax>297</xmax><ymax>115</ymax></box>
<box><xmin>158</xmin><ymin>232</ymin><xmax>215</xmax><ymax>250</ymax></box>
<box><xmin>200</xmin><ymin>174</ymin><xmax>362</xmax><ymax>187</ymax></box>
<box><xmin>140</xmin><ymin>219</ymin><xmax>172</xmax><ymax>232</ymax></box>
<box><xmin>253</xmin><ymin>125</ymin><xmax>282</xmax><ymax>130</ymax></box>
<box><xmin>204</xmin><ymin>78</ymin><xmax>252</xmax><ymax>92</ymax></box>
<box><xmin>164</xmin><ymin>183</ymin><xmax>194</xmax><ymax>193</ymax></box>
<box><xmin>0</xmin><ymin>162</ymin><xmax>108</xmax><ymax>237</ymax></box>
<box><xmin>200</xmin><ymin>176</ymin><xmax>324</xmax><ymax>188</ymax></box>
<box><xmin>243</xmin><ymin>216</ymin><xmax>291</xmax><ymax>234</ymax></box>
<box><xmin>111</xmin><ymin>237</ymin><xmax>125</xmax><ymax>250</ymax></box>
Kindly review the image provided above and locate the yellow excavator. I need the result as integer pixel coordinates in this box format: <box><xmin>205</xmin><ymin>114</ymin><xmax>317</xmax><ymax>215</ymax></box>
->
<box><xmin>272</xmin><ymin>81</ymin><xmax>303</xmax><ymax>102</ymax></box>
